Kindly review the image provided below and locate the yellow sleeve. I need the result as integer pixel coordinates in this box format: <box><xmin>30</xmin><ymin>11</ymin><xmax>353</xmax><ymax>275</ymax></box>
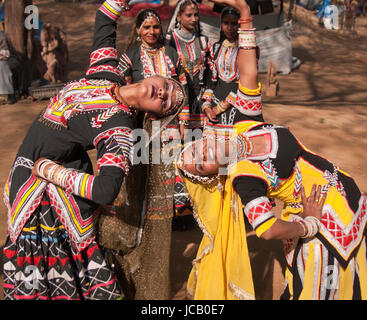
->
<box><xmin>255</xmin><ymin>217</ymin><xmax>277</xmax><ymax>238</ymax></box>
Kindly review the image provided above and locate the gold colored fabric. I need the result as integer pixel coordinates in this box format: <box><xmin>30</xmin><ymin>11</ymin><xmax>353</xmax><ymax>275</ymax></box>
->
<box><xmin>181</xmin><ymin>172</ymin><xmax>255</xmax><ymax>300</ymax></box>
<box><xmin>98</xmin><ymin>118</ymin><xmax>179</xmax><ymax>299</ymax></box>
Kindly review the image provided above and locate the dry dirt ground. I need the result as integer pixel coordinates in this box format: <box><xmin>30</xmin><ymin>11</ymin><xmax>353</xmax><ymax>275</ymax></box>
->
<box><xmin>0</xmin><ymin>0</ymin><xmax>366</xmax><ymax>300</ymax></box>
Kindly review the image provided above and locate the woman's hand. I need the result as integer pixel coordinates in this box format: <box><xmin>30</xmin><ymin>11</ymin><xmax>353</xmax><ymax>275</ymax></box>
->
<box><xmin>300</xmin><ymin>184</ymin><xmax>327</xmax><ymax>220</ymax></box>
<box><xmin>204</xmin><ymin>107</ymin><xmax>218</xmax><ymax>122</ymax></box>
<box><xmin>208</xmin><ymin>0</ymin><xmax>250</xmax><ymax>15</ymax></box>
<box><xmin>212</xmin><ymin>100</ymin><xmax>230</xmax><ymax>116</ymax></box>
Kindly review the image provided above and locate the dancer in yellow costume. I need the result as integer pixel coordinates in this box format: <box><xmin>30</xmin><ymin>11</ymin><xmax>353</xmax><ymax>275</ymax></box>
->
<box><xmin>177</xmin><ymin>0</ymin><xmax>367</xmax><ymax>300</ymax></box>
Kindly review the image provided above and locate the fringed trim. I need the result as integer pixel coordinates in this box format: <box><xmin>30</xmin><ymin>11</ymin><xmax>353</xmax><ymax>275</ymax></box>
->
<box><xmin>229</xmin><ymin>280</ymin><xmax>255</xmax><ymax>300</ymax></box>
<box><xmin>38</xmin><ymin>112</ymin><xmax>66</xmax><ymax>131</ymax></box>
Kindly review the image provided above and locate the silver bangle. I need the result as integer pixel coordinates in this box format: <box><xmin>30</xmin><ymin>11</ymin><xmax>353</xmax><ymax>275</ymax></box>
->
<box><xmin>301</xmin><ymin>216</ymin><xmax>320</xmax><ymax>238</ymax></box>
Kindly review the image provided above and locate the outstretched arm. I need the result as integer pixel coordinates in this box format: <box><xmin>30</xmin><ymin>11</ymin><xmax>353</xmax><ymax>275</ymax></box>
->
<box><xmin>85</xmin><ymin>0</ymin><xmax>131</xmax><ymax>83</ymax></box>
<box><xmin>208</xmin><ymin>0</ymin><xmax>258</xmax><ymax>89</ymax></box>
<box><xmin>208</xmin><ymin>0</ymin><xmax>262</xmax><ymax>120</ymax></box>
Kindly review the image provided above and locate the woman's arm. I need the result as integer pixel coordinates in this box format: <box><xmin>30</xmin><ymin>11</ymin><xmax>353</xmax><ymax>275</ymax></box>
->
<box><xmin>208</xmin><ymin>0</ymin><xmax>258</xmax><ymax>89</ymax></box>
<box><xmin>261</xmin><ymin>185</ymin><xmax>326</xmax><ymax>240</ymax></box>
<box><xmin>233</xmin><ymin>175</ymin><xmax>325</xmax><ymax>240</ymax></box>
<box><xmin>260</xmin><ymin>219</ymin><xmax>305</xmax><ymax>240</ymax></box>
<box><xmin>32</xmin><ymin>147</ymin><xmax>128</xmax><ymax>205</ymax></box>
<box><xmin>32</xmin><ymin>123</ymin><xmax>134</xmax><ymax>205</ymax></box>
<box><xmin>86</xmin><ymin>0</ymin><xmax>131</xmax><ymax>83</ymax></box>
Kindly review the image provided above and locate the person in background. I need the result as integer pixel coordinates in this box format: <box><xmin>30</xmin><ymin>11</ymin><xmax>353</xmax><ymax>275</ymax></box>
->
<box><xmin>202</xmin><ymin>6</ymin><xmax>262</xmax><ymax>141</ymax></box>
<box><xmin>0</xmin><ymin>29</ymin><xmax>16</xmax><ymax>104</ymax></box>
<box><xmin>166</xmin><ymin>0</ymin><xmax>209</xmax><ymax>132</ymax></box>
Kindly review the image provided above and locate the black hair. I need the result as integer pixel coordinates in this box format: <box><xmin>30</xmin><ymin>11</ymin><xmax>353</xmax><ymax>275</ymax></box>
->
<box><xmin>125</xmin><ymin>8</ymin><xmax>164</xmax><ymax>51</ymax></box>
<box><xmin>218</xmin><ymin>6</ymin><xmax>240</xmax><ymax>43</ymax></box>
<box><xmin>173</xmin><ymin>0</ymin><xmax>203</xmax><ymax>37</ymax></box>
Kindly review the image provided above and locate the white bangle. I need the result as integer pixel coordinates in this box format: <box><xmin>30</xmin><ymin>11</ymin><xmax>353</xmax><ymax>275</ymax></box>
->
<box><xmin>305</xmin><ymin>216</ymin><xmax>321</xmax><ymax>235</ymax></box>
<box><xmin>36</xmin><ymin>159</ymin><xmax>54</xmax><ymax>180</ymax></box>
<box><xmin>301</xmin><ymin>216</ymin><xmax>320</xmax><ymax>238</ymax></box>
<box><xmin>238</xmin><ymin>29</ymin><xmax>256</xmax><ymax>49</ymax></box>
<box><xmin>201</xmin><ymin>102</ymin><xmax>211</xmax><ymax>112</ymax></box>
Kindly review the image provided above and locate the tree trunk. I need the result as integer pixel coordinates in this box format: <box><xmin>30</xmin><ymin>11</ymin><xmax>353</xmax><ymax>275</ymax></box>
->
<box><xmin>4</xmin><ymin>0</ymin><xmax>32</xmax><ymax>56</ymax></box>
<box><xmin>4</xmin><ymin>0</ymin><xmax>33</xmax><ymax>94</ymax></box>
<box><xmin>287</xmin><ymin>0</ymin><xmax>295</xmax><ymax>21</ymax></box>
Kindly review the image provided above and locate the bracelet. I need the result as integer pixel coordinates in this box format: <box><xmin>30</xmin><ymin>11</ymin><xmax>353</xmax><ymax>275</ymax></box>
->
<box><xmin>216</xmin><ymin>101</ymin><xmax>227</xmax><ymax>113</ymax></box>
<box><xmin>35</xmin><ymin>159</ymin><xmax>48</xmax><ymax>178</ymax></box>
<box><xmin>36</xmin><ymin>159</ymin><xmax>55</xmax><ymax>180</ymax></box>
<box><xmin>238</xmin><ymin>81</ymin><xmax>262</xmax><ymax>96</ymax></box>
<box><xmin>300</xmin><ymin>219</ymin><xmax>313</xmax><ymax>238</ymax></box>
<box><xmin>238</xmin><ymin>28</ymin><xmax>256</xmax><ymax>32</ymax></box>
<box><xmin>300</xmin><ymin>216</ymin><xmax>320</xmax><ymax>238</ymax></box>
<box><xmin>111</xmin><ymin>0</ymin><xmax>131</xmax><ymax>11</ymax></box>
<box><xmin>298</xmin><ymin>221</ymin><xmax>307</xmax><ymax>238</ymax></box>
<box><xmin>238</xmin><ymin>30</ymin><xmax>256</xmax><ymax>50</ymax></box>
<box><xmin>238</xmin><ymin>17</ymin><xmax>254</xmax><ymax>24</ymax></box>
<box><xmin>305</xmin><ymin>216</ymin><xmax>321</xmax><ymax>235</ymax></box>
<box><xmin>201</xmin><ymin>102</ymin><xmax>212</xmax><ymax>112</ymax></box>
<box><xmin>43</xmin><ymin>162</ymin><xmax>70</xmax><ymax>189</ymax></box>
<box><xmin>48</xmin><ymin>163</ymin><xmax>59</xmax><ymax>181</ymax></box>
<box><xmin>56</xmin><ymin>167</ymin><xmax>70</xmax><ymax>188</ymax></box>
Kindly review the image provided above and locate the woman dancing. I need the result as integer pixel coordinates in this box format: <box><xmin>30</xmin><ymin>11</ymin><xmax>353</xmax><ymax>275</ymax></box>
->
<box><xmin>2</xmin><ymin>0</ymin><xmax>186</xmax><ymax>300</ymax></box>
<box><xmin>177</xmin><ymin>0</ymin><xmax>367</xmax><ymax>300</ymax></box>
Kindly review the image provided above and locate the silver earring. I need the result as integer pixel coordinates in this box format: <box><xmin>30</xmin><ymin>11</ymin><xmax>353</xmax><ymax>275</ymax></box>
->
<box><xmin>137</xmin><ymin>35</ymin><xmax>141</xmax><ymax>41</ymax></box>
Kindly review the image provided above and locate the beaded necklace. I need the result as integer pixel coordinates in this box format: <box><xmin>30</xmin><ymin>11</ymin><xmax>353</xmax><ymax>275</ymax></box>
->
<box><xmin>216</xmin><ymin>39</ymin><xmax>239</xmax><ymax>83</ymax></box>
<box><xmin>140</xmin><ymin>43</ymin><xmax>169</xmax><ymax>78</ymax></box>
<box><xmin>172</xmin><ymin>28</ymin><xmax>201</xmax><ymax>78</ymax></box>
<box><xmin>111</xmin><ymin>86</ymin><xmax>137</xmax><ymax>116</ymax></box>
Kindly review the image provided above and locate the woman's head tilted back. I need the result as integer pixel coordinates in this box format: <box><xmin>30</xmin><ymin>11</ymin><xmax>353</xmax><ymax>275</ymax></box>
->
<box><xmin>135</xmin><ymin>75</ymin><xmax>186</xmax><ymax>119</ymax></box>
<box><xmin>176</xmin><ymin>132</ymin><xmax>254</xmax><ymax>183</ymax></box>
<box><xmin>176</xmin><ymin>136</ymin><xmax>234</xmax><ymax>184</ymax></box>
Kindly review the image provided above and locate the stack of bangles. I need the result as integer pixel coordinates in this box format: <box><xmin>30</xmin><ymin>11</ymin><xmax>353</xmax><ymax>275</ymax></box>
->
<box><xmin>202</xmin><ymin>101</ymin><xmax>228</xmax><ymax>114</ymax></box>
<box><xmin>35</xmin><ymin>159</ymin><xmax>71</xmax><ymax>189</ymax></box>
<box><xmin>113</xmin><ymin>0</ymin><xmax>131</xmax><ymax>11</ymax></box>
<box><xmin>201</xmin><ymin>101</ymin><xmax>211</xmax><ymax>113</ymax></box>
<box><xmin>216</xmin><ymin>101</ymin><xmax>227</xmax><ymax>113</ymax></box>
<box><xmin>298</xmin><ymin>216</ymin><xmax>321</xmax><ymax>238</ymax></box>
<box><xmin>238</xmin><ymin>17</ymin><xmax>256</xmax><ymax>50</ymax></box>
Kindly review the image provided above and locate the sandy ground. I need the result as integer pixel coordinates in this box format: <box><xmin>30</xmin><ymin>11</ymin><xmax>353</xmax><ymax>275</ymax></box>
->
<box><xmin>0</xmin><ymin>0</ymin><xmax>366</xmax><ymax>300</ymax></box>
